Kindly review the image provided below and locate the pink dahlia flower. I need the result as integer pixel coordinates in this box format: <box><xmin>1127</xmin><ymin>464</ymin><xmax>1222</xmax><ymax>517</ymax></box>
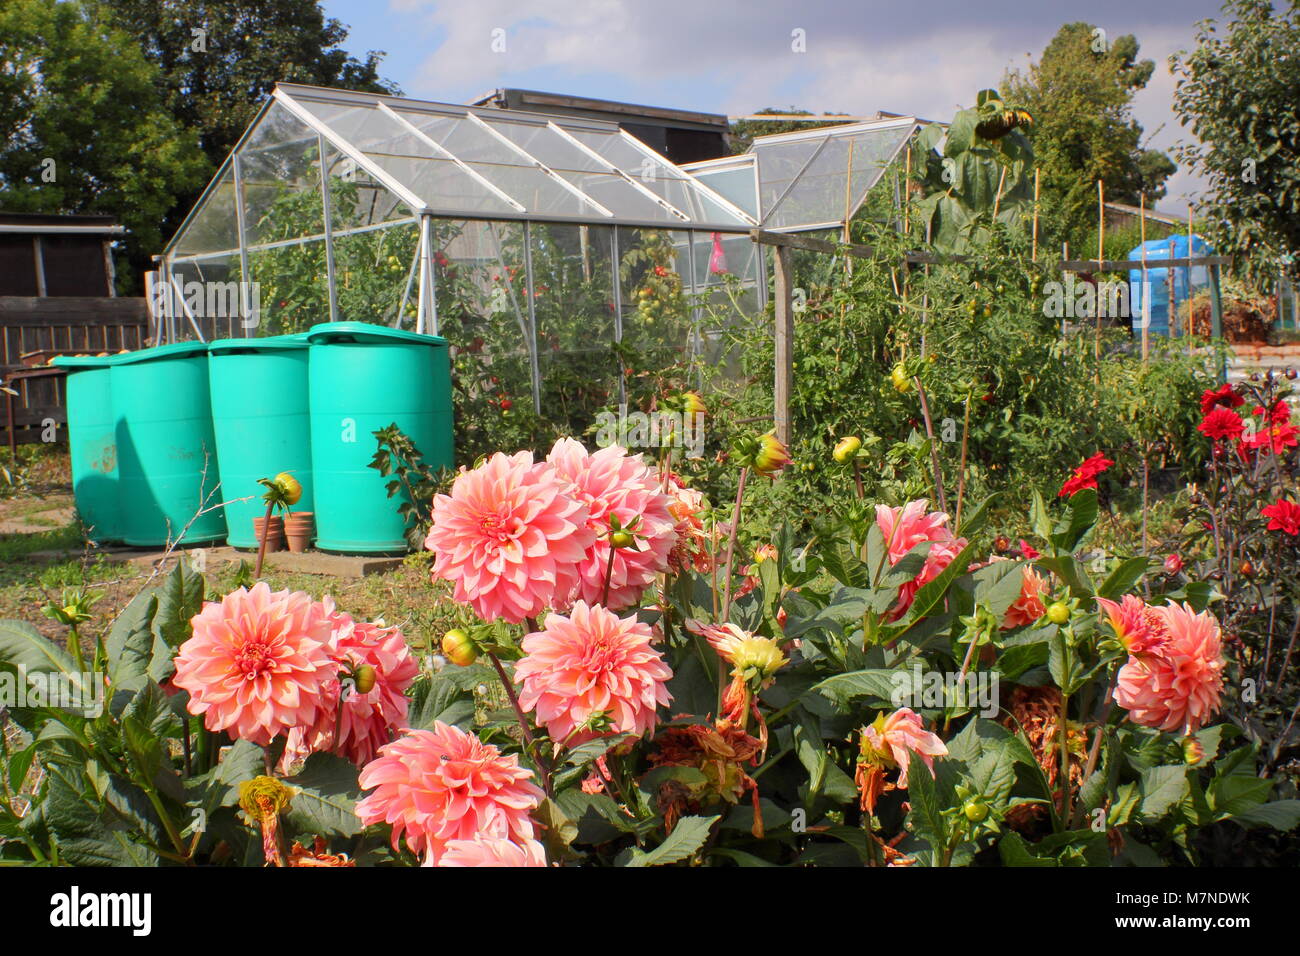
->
<box><xmin>546</xmin><ymin>438</ymin><xmax>677</xmax><ymax>611</ymax></box>
<box><xmin>425</xmin><ymin>451</ymin><xmax>596</xmax><ymax>623</ymax></box>
<box><xmin>1114</xmin><ymin>602</ymin><xmax>1225</xmax><ymax>735</ymax></box>
<box><xmin>173</xmin><ymin>583</ymin><xmax>338</xmax><ymax>746</ymax></box>
<box><xmin>1002</xmin><ymin>562</ymin><xmax>1047</xmax><ymax>630</ymax></box>
<box><xmin>861</xmin><ymin>708</ymin><xmax>948</xmax><ymax>787</ymax></box>
<box><xmin>436</xmin><ymin>836</ymin><xmax>547</xmax><ymax>867</ymax></box>
<box><xmin>515</xmin><ymin>601</ymin><xmax>673</xmax><ymax>746</ymax></box>
<box><xmin>1096</xmin><ymin>595</ymin><xmax>1169</xmax><ymax>654</ymax></box>
<box><xmin>875</xmin><ymin>500</ymin><xmax>968</xmax><ymax>621</ymax></box>
<box><xmin>283</xmin><ymin>599</ymin><xmax>419</xmax><ymax>769</ymax></box>
<box><xmin>356</xmin><ymin>721</ymin><xmax>544</xmax><ymax>865</ymax></box>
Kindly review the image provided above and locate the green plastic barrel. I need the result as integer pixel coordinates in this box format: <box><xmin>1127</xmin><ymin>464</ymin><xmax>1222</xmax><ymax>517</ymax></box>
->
<box><xmin>306</xmin><ymin>322</ymin><xmax>452</xmax><ymax>552</ymax></box>
<box><xmin>110</xmin><ymin>342</ymin><xmax>226</xmax><ymax>547</ymax></box>
<box><xmin>51</xmin><ymin>353</ymin><xmax>125</xmax><ymax>543</ymax></box>
<box><xmin>208</xmin><ymin>335</ymin><xmax>313</xmax><ymax>549</ymax></box>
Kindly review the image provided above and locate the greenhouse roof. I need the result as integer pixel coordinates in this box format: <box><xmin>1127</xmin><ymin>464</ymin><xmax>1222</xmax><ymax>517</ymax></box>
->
<box><xmin>164</xmin><ymin>83</ymin><xmax>758</xmax><ymax>261</ymax></box>
<box><xmin>683</xmin><ymin>116</ymin><xmax>922</xmax><ymax>233</ymax></box>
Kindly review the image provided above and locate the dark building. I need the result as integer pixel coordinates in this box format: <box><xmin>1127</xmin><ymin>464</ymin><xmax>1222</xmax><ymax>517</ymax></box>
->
<box><xmin>468</xmin><ymin>88</ymin><xmax>731</xmax><ymax>165</ymax></box>
<box><xmin>0</xmin><ymin>212</ymin><xmax>122</xmax><ymax>297</ymax></box>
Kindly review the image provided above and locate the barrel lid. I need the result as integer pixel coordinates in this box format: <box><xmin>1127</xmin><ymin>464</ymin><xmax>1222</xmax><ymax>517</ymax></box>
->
<box><xmin>51</xmin><ymin>353</ymin><xmax>128</xmax><ymax>369</ymax></box>
<box><xmin>110</xmin><ymin>341</ymin><xmax>210</xmax><ymax>365</ymax></box>
<box><xmin>208</xmin><ymin>333</ymin><xmax>310</xmax><ymax>354</ymax></box>
<box><xmin>305</xmin><ymin>321</ymin><xmax>448</xmax><ymax>347</ymax></box>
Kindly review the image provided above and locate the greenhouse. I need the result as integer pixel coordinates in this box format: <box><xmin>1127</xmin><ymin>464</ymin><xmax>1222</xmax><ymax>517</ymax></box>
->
<box><xmin>156</xmin><ymin>85</ymin><xmax>929</xmax><ymax>431</ymax></box>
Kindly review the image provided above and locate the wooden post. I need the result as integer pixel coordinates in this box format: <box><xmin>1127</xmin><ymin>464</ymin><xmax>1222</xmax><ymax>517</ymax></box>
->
<box><xmin>1031</xmin><ymin>168</ymin><xmax>1040</xmax><ymax>262</ymax></box>
<box><xmin>1094</xmin><ymin>181</ymin><xmax>1104</xmax><ymax>378</ymax></box>
<box><xmin>1209</xmin><ymin>263</ymin><xmax>1226</xmax><ymax>381</ymax></box>
<box><xmin>773</xmin><ymin>244</ymin><xmax>795</xmax><ymax>446</ymax></box>
<box><xmin>1139</xmin><ymin>195</ymin><xmax>1149</xmax><ymax>363</ymax></box>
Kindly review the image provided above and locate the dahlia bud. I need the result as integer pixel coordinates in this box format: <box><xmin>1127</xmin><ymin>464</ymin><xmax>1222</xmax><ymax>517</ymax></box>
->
<box><xmin>833</xmin><ymin>435</ymin><xmax>862</xmax><ymax>463</ymax></box>
<box><xmin>963</xmin><ymin>798</ymin><xmax>989</xmax><ymax>823</ymax></box>
<box><xmin>274</xmin><ymin>472</ymin><xmax>303</xmax><ymax>505</ymax></box>
<box><xmin>753</xmin><ymin>431</ymin><xmax>791</xmax><ymax>477</ymax></box>
<box><xmin>441</xmin><ymin>628</ymin><xmax>478</xmax><ymax>667</ymax></box>
<box><xmin>1046</xmin><ymin>602</ymin><xmax>1070</xmax><ymax>625</ymax></box>
<box><xmin>890</xmin><ymin>364</ymin><xmax>912</xmax><ymax>393</ymax></box>
<box><xmin>1164</xmin><ymin>553</ymin><xmax>1184</xmax><ymax>574</ymax></box>
<box><xmin>1182</xmin><ymin>736</ymin><xmax>1205</xmax><ymax>767</ymax></box>
<box><xmin>353</xmin><ymin>664</ymin><xmax>377</xmax><ymax>695</ymax></box>
<box><xmin>610</xmin><ymin>530</ymin><xmax>635</xmax><ymax>549</ymax></box>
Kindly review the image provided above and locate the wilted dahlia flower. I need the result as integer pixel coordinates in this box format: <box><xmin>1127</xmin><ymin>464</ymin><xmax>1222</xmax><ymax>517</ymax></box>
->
<box><xmin>355</xmin><ymin>722</ymin><xmax>544</xmax><ymax>865</ymax></box>
<box><xmin>855</xmin><ymin>708</ymin><xmax>948</xmax><ymax>813</ymax></box>
<box><xmin>425</xmin><ymin>451</ymin><xmax>596</xmax><ymax>623</ymax></box>
<box><xmin>1114</xmin><ymin>602</ymin><xmax>1225</xmax><ymax>735</ymax></box>
<box><xmin>875</xmin><ymin>500</ymin><xmax>968</xmax><ymax>621</ymax></box>
<box><xmin>546</xmin><ymin>438</ymin><xmax>677</xmax><ymax>611</ymax></box>
<box><xmin>515</xmin><ymin>601</ymin><xmax>673</xmax><ymax>746</ymax></box>
<box><xmin>283</xmin><ymin>600</ymin><xmax>419</xmax><ymax>769</ymax></box>
<box><xmin>173</xmin><ymin>583</ymin><xmax>338</xmax><ymax>746</ymax></box>
<box><xmin>665</xmin><ymin>474</ymin><xmax>712</xmax><ymax>574</ymax></box>
<box><xmin>437</xmin><ymin>836</ymin><xmax>547</xmax><ymax>867</ymax></box>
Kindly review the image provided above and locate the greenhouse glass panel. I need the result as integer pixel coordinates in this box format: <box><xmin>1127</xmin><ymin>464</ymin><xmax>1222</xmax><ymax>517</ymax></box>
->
<box><xmin>530</xmin><ymin>223</ymin><xmax>620</xmax><ymax>436</ymax></box>
<box><xmin>690</xmin><ymin>231</ymin><xmax>766</xmax><ymax>381</ymax></box>
<box><xmin>749</xmin><ymin>118</ymin><xmax>920</xmax><ymax>231</ymax></box>
<box><xmin>433</xmin><ymin>219</ymin><xmax>538</xmax><ymax>418</ymax></box>
<box><xmin>618</xmin><ymin>228</ymin><xmax>696</xmax><ymax>379</ymax></box>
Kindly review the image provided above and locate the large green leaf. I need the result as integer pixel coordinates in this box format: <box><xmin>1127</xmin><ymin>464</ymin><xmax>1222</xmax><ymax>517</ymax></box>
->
<box><xmin>1050</xmin><ymin>488</ymin><xmax>1098</xmax><ymax>554</ymax></box>
<box><xmin>1139</xmin><ymin>764</ymin><xmax>1190</xmax><ymax>821</ymax></box>
<box><xmin>811</xmin><ymin>667</ymin><xmax>917</xmax><ymax>708</ymax></box>
<box><xmin>624</xmin><ymin>814</ymin><xmax>718</xmax><ymax>867</ymax></box>
<box><xmin>284</xmin><ymin>752</ymin><xmax>362</xmax><ymax>838</ymax></box>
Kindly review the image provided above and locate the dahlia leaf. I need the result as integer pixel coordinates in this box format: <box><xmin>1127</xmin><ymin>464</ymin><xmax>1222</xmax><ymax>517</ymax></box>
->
<box><xmin>104</xmin><ymin>592</ymin><xmax>159</xmax><ymax>693</ymax></box>
<box><xmin>624</xmin><ymin>813</ymin><xmax>718</xmax><ymax>867</ymax></box>
<box><xmin>1049</xmin><ymin>487</ymin><xmax>1098</xmax><ymax>554</ymax></box>
<box><xmin>284</xmin><ymin>752</ymin><xmax>361</xmax><ymax>838</ymax></box>
<box><xmin>1229</xmin><ymin>799</ymin><xmax>1300</xmax><ymax>830</ymax></box>
<box><xmin>1139</xmin><ymin>764</ymin><xmax>1190</xmax><ymax>821</ymax></box>
<box><xmin>1097</xmin><ymin>556</ymin><xmax>1151</xmax><ymax>600</ymax></box>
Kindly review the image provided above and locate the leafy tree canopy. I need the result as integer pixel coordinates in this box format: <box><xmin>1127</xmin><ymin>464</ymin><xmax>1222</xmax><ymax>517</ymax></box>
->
<box><xmin>1002</xmin><ymin>22</ymin><xmax>1176</xmax><ymax>246</ymax></box>
<box><xmin>99</xmin><ymin>0</ymin><xmax>400</xmax><ymax>168</ymax></box>
<box><xmin>1171</xmin><ymin>0</ymin><xmax>1300</xmax><ymax>284</ymax></box>
<box><xmin>0</xmin><ymin>0</ymin><xmax>208</xmax><ymax>287</ymax></box>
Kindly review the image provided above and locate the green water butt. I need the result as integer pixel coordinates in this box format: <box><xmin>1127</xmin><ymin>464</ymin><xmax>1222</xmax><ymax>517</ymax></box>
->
<box><xmin>110</xmin><ymin>342</ymin><xmax>226</xmax><ymax>547</ymax></box>
<box><xmin>51</xmin><ymin>354</ymin><xmax>124</xmax><ymax>543</ymax></box>
<box><xmin>208</xmin><ymin>335</ymin><xmax>312</xmax><ymax>549</ymax></box>
<box><xmin>306</xmin><ymin>323</ymin><xmax>452</xmax><ymax>553</ymax></box>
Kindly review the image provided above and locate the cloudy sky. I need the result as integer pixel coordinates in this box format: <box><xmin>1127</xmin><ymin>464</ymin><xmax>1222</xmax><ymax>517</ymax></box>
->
<box><xmin>321</xmin><ymin>0</ymin><xmax>1229</xmax><ymax>210</ymax></box>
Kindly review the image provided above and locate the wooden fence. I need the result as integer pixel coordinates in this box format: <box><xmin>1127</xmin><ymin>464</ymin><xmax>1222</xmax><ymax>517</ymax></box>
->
<box><xmin>1</xmin><ymin>297</ymin><xmax>149</xmax><ymax>447</ymax></box>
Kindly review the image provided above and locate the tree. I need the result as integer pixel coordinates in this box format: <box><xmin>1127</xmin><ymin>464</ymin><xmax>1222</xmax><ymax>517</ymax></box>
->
<box><xmin>1002</xmin><ymin>22</ymin><xmax>1176</xmax><ymax>246</ymax></box>
<box><xmin>99</xmin><ymin>0</ymin><xmax>400</xmax><ymax>168</ymax></box>
<box><xmin>728</xmin><ymin>107</ymin><xmax>852</xmax><ymax>154</ymax></box>
<box><xmin>1171</xmin><ymin>0</ymin><xmax>1300</xmax><ymax>285</ymax></box>
<box><xmin>0</xmin><ymin>0</ymin><xmax>208</xmax><ymax>289</ymax></box>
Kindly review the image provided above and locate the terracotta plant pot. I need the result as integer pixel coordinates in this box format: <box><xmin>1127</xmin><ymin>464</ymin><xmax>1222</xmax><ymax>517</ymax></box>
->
<box><xmin>253</xmin><ymin>514</ymin><xmax>285</xmax><ymax>554</ymax></box>
<box><xmin>284</xmin><ymin>511</ymin><xmax>315</xmax><ymax>554</ymax></box>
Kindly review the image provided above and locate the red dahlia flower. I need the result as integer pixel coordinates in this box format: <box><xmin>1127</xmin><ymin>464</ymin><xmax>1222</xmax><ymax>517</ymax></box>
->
<box><xmin>1199</xmin><ymin>383</ymin><xmax>1244</xmax><ymax>415</ymax></box>
<box><xmin>1057</xmin><ymin>452</ymin><xmax>1113</xmax><ymax>498</ymax></box>
<box><xmin>1197</xmin><ymin>406</ymin><xmax>1245</xmax><ymax>441</ymax></box>
<box><xmin>1261</xmin><ymin>499</ymin><xmax>1300</xmax><ymax>536</ymax></box>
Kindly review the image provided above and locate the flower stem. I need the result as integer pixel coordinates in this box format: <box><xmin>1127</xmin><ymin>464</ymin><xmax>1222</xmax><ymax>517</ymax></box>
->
<box><xmin>254</xmin><ymin>499</ymin><xmax>275</xmax><ymax>579</ymax></box>
<box><xmin>487</xmin><ymin>652</ymin><xmax>553</xmax><ymax>799</ymax></box>
<box><xmin>720</xmin><ymin>466</ymin><xmax>749</xmax><ymax>620</ymax></box>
